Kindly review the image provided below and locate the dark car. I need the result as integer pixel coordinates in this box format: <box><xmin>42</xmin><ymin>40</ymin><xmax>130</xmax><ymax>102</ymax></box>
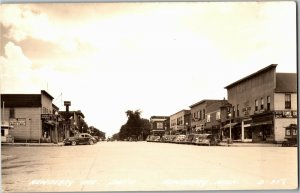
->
<box><xmin>63</xmin><ymin>133</ymin><xmax>97</xmax><ymax>146</ymax></box>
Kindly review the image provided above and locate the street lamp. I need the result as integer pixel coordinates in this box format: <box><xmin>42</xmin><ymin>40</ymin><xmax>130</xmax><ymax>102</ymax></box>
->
<box><xmin>54</xmin><ymin>111</ymin><xmax>58</xmax><ymax>144</ymax></box>
<box><xmin>228</xmin><ymin>113</ymin><xmax>232</xmax><ymax>140</ymax></box>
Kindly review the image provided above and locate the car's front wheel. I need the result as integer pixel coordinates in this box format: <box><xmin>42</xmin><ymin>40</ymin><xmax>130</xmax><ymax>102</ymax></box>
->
<box><xmin>71</xmin><ymin>141</ymin><xmax>77</xmax><ymax>146</ymax></box>
<box><xmin>89</xmin><ymin>139</ymin><xmax>94</xmax><ymax>145</ymax></box>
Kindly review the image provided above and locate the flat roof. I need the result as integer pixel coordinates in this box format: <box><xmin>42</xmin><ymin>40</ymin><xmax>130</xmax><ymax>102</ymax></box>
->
<box><xmin>189</xmin><ymin>99</ymin><xmax>223</xmax><ymax>108</ymax></box>
<box><xmin>224</xmin><ymin>64</ymin><xmax>277</xmax><ymax>89</ymax></box>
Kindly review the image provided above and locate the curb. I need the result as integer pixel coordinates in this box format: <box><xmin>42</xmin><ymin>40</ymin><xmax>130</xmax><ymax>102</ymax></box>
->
<box><xmin>1</xmin><ymin>143</ymin><xmax>64</xmax><ymax>147</ymax></box>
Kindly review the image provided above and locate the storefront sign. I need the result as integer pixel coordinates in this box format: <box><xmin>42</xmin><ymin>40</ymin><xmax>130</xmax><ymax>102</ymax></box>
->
<box><xmin>41</xmin><ymin>114</ymin><xmax>55</xmax><ymax>120</ymax></box>
<box><xmin>275</xmin><ymin>111</ymin><xmax>297</xmax><ymax>118</ymax></box>
<box><xmin>10</xmin><ymin>118</ymin><xmax>26</xmax><ymax>126</ymax></box>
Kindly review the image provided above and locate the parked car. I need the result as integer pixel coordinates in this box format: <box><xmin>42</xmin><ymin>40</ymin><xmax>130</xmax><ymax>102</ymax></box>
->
<box><xmin>195</xmin><ymin>134</ymin><xmax>220</xmax><ymax>146</ymax></box>
<box><xmin>63</xmin><ymin>133</ymin><xmax>97</xmax><ymax>145</ymax></box>
<box><xmin>184</xmin><ymin>134</ymin><xmax>195</xmax><ymax>145</ymax></box>
<box><xmin>174</xmin><ymin>135</ymin><xmax>186</xmax><ymax>143</ymax></box>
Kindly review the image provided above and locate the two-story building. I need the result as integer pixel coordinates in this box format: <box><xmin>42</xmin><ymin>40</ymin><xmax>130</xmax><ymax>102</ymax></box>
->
<box><xmin>150</xmin><ymin>116</ymin><xmax>169</xmax><ymax>136</ymax></box>
<box><xmin>1</xmin><ymin>90</ymin><xmax>58</xmax><ymax>143</ymax></box>
<box><xmin>190</xmin><ymin>99</ymin><xmax>228</xmax><ymax>137</ymax></box>
<box><xmin>170</xmin><ymin>110</ymin><xmax>191</xmax><ymax>134</ymax></box>
<box><xmin>225</xmin><ymin>64</ymin><xmax>297</xmax><ymax>143</ymax></box>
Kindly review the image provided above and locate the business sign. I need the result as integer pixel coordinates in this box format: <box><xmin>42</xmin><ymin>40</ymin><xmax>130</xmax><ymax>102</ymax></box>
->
<box><xmin>10</xmin><ymin>118</ymin><xmax>26</xmax><ymax>126</ymax></box>
<box><xmin>41</xmin><ymin>114</ymin><xmax>55</xmax><ymax>120</ymax></box>
<box><xmin>275</xmin><ymin>110</ymin><xmax>297</xmax><ymax>118</ymax></box>
<box><xmin>64</xmin><ymin>101</ymin><xmax>71</xmax><ymax>106</ymax></box>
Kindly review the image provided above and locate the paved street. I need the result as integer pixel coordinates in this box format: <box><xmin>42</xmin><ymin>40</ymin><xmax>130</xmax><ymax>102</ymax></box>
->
<box><xmin>1</xmin><ymin>142</ymin><xmax>298</xmax><ymax>192</ymax></box>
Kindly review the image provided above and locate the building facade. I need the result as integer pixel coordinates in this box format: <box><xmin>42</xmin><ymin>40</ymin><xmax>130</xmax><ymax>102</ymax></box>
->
<box><xmin>1</xmin><ymin>90</ymin><xmax>57</xmax><ymax>142</ymax></box>
<box><xmin>190</xmin><ymin>99</ymin><xmax>228</xmax><ymax>138</ymax></box>
<box><xmin>225</xmin><ymin>64</ymin><xmax>297</xmax><ymax>142</ymax></box>
<box><xmin>169</xmin><ymin>110</ymin><xmax>191</xmax><ymax>134</ymax></box>
<box><xmin>150</xmin><ymin>116</ymin><xmax>169</xmax><ymax>136</ymax></box>
<box><xmin>59</xmin><ymin>110</ymin><xmax>85</xmax><ymax>140</ymax></box>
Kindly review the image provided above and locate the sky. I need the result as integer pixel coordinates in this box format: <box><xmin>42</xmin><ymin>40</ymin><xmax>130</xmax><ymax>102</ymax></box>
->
<box><xmin>0</xmin><ymin>2</ymin><xmax>297</xmax><ymax>137</ymax></box>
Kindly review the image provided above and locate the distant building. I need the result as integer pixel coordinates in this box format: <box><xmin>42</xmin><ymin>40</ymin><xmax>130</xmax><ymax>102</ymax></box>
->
<box><xmin>1</xmin><ymin>90</ymin><xmax>57</xmax><ymax>142</ymax></box>
<box><xmin>150</xmin><ymin>116</ymin><xmax>169</xmax><ymax>136</ymax></box>
<box><xmin>189</xmin><ymin>99</ymin><xmax>228</xmax><ymax>138</ymax></box>
<box><xmin>59</xmin><ymin>110</ymin><xmax>85</xmax><ymax>139</ymax></box>
<box><xmin>225</xmin><ymin>64</ymin><xmax>297</xmax><ymax>142</ymax></box>
<box><xmin>169</xmin><ymin>110</ymin><xmax>191</xmax><ymax>135</ymax></box>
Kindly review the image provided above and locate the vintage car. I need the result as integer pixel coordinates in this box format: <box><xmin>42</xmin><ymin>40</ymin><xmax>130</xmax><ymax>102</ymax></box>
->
<box><xmin>282</xmin><ymin>124</ymin><xmax>297</xmax><ymax>147</ymax></box>
<box><xmin>194</xmin><ymin>134</ymin><xmax>220</xmax><ymax>146</ymax></box>
<box><xmin>63</xmin><ymin>133</ymin><xmax>97</xmax><ymax>145</ymax></box>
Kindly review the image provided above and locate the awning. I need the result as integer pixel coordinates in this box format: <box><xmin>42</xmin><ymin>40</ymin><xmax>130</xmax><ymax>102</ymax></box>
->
<box><xmin>223</xmin><ymin>123</ymin><xmax>238</xmax><ymax>129</ymax></box>
<box><xmin>250</xmin><ymin>120</ymin><xmax>273</xmax><ymax>127</ymax></box>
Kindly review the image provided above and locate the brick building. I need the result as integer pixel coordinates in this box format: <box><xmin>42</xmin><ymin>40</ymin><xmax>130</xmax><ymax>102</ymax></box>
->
<box><xmin>169</xmin><ymin>110</ymin><xmax>191</xmax><ymax>134</ymax></box>
<box><xmin>225</xmin><ymin>64</ymin><xmax>297</xmax><ymax>142</ymax></box>
<box><xmin>189</xmin><ymin>99</ymin><xmax>228</xmax><ymax>138</ymax></box>
<box><xmin>150</xmin><ymin>116</ymin><xmax>169</xmax><ymax>136</ymax></box>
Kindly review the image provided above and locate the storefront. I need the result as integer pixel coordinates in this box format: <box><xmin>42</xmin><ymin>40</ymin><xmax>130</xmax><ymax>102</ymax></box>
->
<box><xmin>251</xmin><ymin>112</ymin><xmax>274</xmax><ymax>142</ymax></box>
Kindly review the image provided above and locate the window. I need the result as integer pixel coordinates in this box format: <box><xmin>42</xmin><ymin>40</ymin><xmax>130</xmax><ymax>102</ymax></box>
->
<box><xmin>286</xmin><ymin>129</ymin><xmax>291</xmax><ymax>136</ymax></box>
<box><xmin>293</xmin><ymin>129</ymin><xmax>297</xmax><ymax>135</ymax></box>
<box><xmin>1</xmin><ymin>129</ymin><xmax>4</xmax><ymax>136</ymax></box>
<box><xmin>255</xmin><ymin>100</ymin><xmax>258</xmax><ymax>111</ymax></box>
<box><xmin>237</xmin><ymin>105</ymin><xmax>239</xmax><ymax>117</ymax></box>
<box><xmin>207</xmin><ymin>114</ymin><xmax>210</xmax><ymax>122</ymax></box>
<box><xmin>193</xmin><ymin>113</ymin><xmax>196</xmax><ymax>118</ymax></box>
<box><xmin>285</xmin><ymin>94</ymin><xmax>291</xmax><ymax>109</ymax></box>
<box><xmin>261</xmin><ymin>98</ymin><xmax>264</xmax><ymax>110</ymax></box>
<box><xmin>200</xmin><ymin>110</ymin><xmax>202</xmax><ymax>120</ymax></box>
<box><xmin>216</xmin><ymin>111</ymin><xmax>221</xmax><ymax>120</ymax></box>
<box><xmin>9</xmin><ymin>108</ymin><xmax>15</xmax><ymax>118</ymax></box>
<box><xmin>203</xmin><ymin>109</ymin><xmax>205</xmax><ymax>119</ymax></box>
<box><xmin>267</xmin><ymin>96</ymin><xmax>271</xmax><ymax>110</ymax></box>
<box><xmin>157</xmin><ymin>122</ymin><xmax>163</xmax><ymax>129</ymax></box>
<box><xmin>197</xmin><ymin>111</ymin><xmax>200</xmax><ymax>119</ymax></box>
<box><xmin>232</xmin><ymin>106</ymin><xmax>235</xmax><ymax>118</ymax></box>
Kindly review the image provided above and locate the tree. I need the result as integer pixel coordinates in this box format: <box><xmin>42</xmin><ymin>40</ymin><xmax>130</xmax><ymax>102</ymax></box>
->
<box><xmin>118</xmin><ymin>109</ymin><xmax>150</xmax><ymax>140</ymax></box>
<box><xmin>88</xmin><ymin>126</ymin><xmax>106</xmax><ymax>140</ymax></box>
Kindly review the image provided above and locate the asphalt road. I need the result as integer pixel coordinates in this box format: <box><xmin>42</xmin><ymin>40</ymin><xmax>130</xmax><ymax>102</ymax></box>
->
<box><xmin>1</xmin><ymin>141</ymin><xmax>298</xmax><ymax>192</ymax></box>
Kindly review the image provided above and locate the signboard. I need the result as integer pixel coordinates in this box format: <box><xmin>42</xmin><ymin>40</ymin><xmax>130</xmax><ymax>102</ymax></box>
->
<box><xmin>64</xmin><ymin>101</ymin><xmax>71</xmax><ymax>106</ymax></box>
<box><xmin>41</xmin><ymin>114</ymin><xmax>55</xmax><ymax>120</ymax></box>
<box><xmin>275</xmin><ymin>111</ymin><xmax>297</xmax><ymax>118</ymax></box>
<box><xmin>10</xmin><ymin>118</ymin><xmax>26</xmax><ymax>126</ymax></box>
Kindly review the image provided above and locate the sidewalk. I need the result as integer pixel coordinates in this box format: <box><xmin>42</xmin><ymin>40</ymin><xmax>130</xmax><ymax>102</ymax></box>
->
<box><xmin>1</xmin><ymin>142</ymin><xmax>64</xmax><ymax>147</ymax></box>
<box><xmin>219</xmin><ymin>142</ymin><xmax>282</xmax><ymax>147</ymax></box>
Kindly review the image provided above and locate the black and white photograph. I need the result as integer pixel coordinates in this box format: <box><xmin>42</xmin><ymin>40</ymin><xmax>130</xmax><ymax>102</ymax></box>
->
<box><xmin>0</xmin><ymin>1</ymin><xmax>298</xmax><ymax>192</ymax></box>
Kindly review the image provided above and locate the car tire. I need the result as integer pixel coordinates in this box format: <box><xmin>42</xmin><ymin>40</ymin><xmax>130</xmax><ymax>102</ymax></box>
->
<box><xmin>71</xmin><ymin>141</ymin><xmax>77</xmax><ymax>146</ymax></box>
<box><xmin>89</xmin><ymin>139</ymin><xmax>94</xmax><ymax>145</ymax></box>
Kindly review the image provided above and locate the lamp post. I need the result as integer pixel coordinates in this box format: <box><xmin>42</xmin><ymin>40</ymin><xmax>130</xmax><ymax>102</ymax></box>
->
<box><xmin>54</xmin><ymin>111</ymin><xmax>58</xmax><ymax>144</ymax></box>
<box><xmin>228</xmin><ymin>113</ymin><xmax>232</xmax><ymax>140</ymax></box>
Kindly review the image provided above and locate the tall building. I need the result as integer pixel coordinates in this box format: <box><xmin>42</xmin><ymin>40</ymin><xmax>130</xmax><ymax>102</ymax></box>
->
<box><xmin>169</xmin><ymin>110</ymin><xmax>191</xmax><ymax>135</ymax></box>
<box><xmin>225</xmin><ymin>64</ymin><xmax>297</xmax><ymax>142</ymax></box>
<box><xmin>150</xmin><ymin>116</ymin><xmax>169</xmax><ymax>136</ymax></box>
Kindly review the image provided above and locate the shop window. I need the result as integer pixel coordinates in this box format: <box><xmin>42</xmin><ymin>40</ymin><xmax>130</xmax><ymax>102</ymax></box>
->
<box><xmin>261</xmin><ymin>98</ymin><xmax>264</xmax><ymax>110</ymax></box>
<box><xmin>255</xmin><ymin>100</ymin><xmax>258</xmax><ymax>111</ymax></box>
<box><xmin>267</xmin><ymin>96</ymin><xmax>271</xmax><ymax>111</ymax></box>
<box><xmin>285</xmin><ymin>94</ymin><xmax>291</xmax><ymax>109</ymax></box>
<box><xmin>9</xmin><ymin>108</ymin><xmax>15</xmax><ymax>118</ymax></box>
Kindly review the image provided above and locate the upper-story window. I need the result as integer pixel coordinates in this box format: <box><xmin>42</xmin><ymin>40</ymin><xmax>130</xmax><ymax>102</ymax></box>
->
<box><xmin>261</xmin><ymin>98</ymin><xmax>264</xmax><ymax>110</ymax></box>
<box><xmin>267</xmin><ymin>96</ymin><xmax>271</xmax><ymax>111</ymax></box>
<box><xmin>207</xmin><ymin>114</ymin><xmax>211</xmax><ymax>122</ymax></box>
<box><xmin>216</xmin><ymin>111</ymin><xmax>221</xmax><ymax>120</ymax></box>
<box><xmin>9</xmin><ymin>108</ymin><xmax>15</xmax><ymax>118</ymax></box>
<box><xmin>232</xmin><ymin>106</ymin><xmax>235</xmax><ymax>118</ymax></box>
<box><xmin>237</xmin><ymin>105</ymin><xmax>239</xmax><ymax>117</ymax></box>
<box><xmin>203</xmin><ymin>109</ymin><xmax>205</xmax><ymax>119</ymax></box>
<box><xmin>285</xmin><ymin>94</ymin><xmax>291</xmax><ymax>109</ymax></box>
<box><xmin>193</xmin><ymin>112</ymin><xmax>196</xmax><ymax>118</ymax></box>
<box><xmin>157</xmin><ymin>122</ymin><xmax>163</xmax><ymax>129</ymax></box>
<box><xmin>200</xmin><ymin>110</ymin><xmax>202</xmax><ymax>120</ymax></box>
<box><xmin>255</xmin><ymin>100</ymin><xmax>258</xmax><ymax>111</ymax></box>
